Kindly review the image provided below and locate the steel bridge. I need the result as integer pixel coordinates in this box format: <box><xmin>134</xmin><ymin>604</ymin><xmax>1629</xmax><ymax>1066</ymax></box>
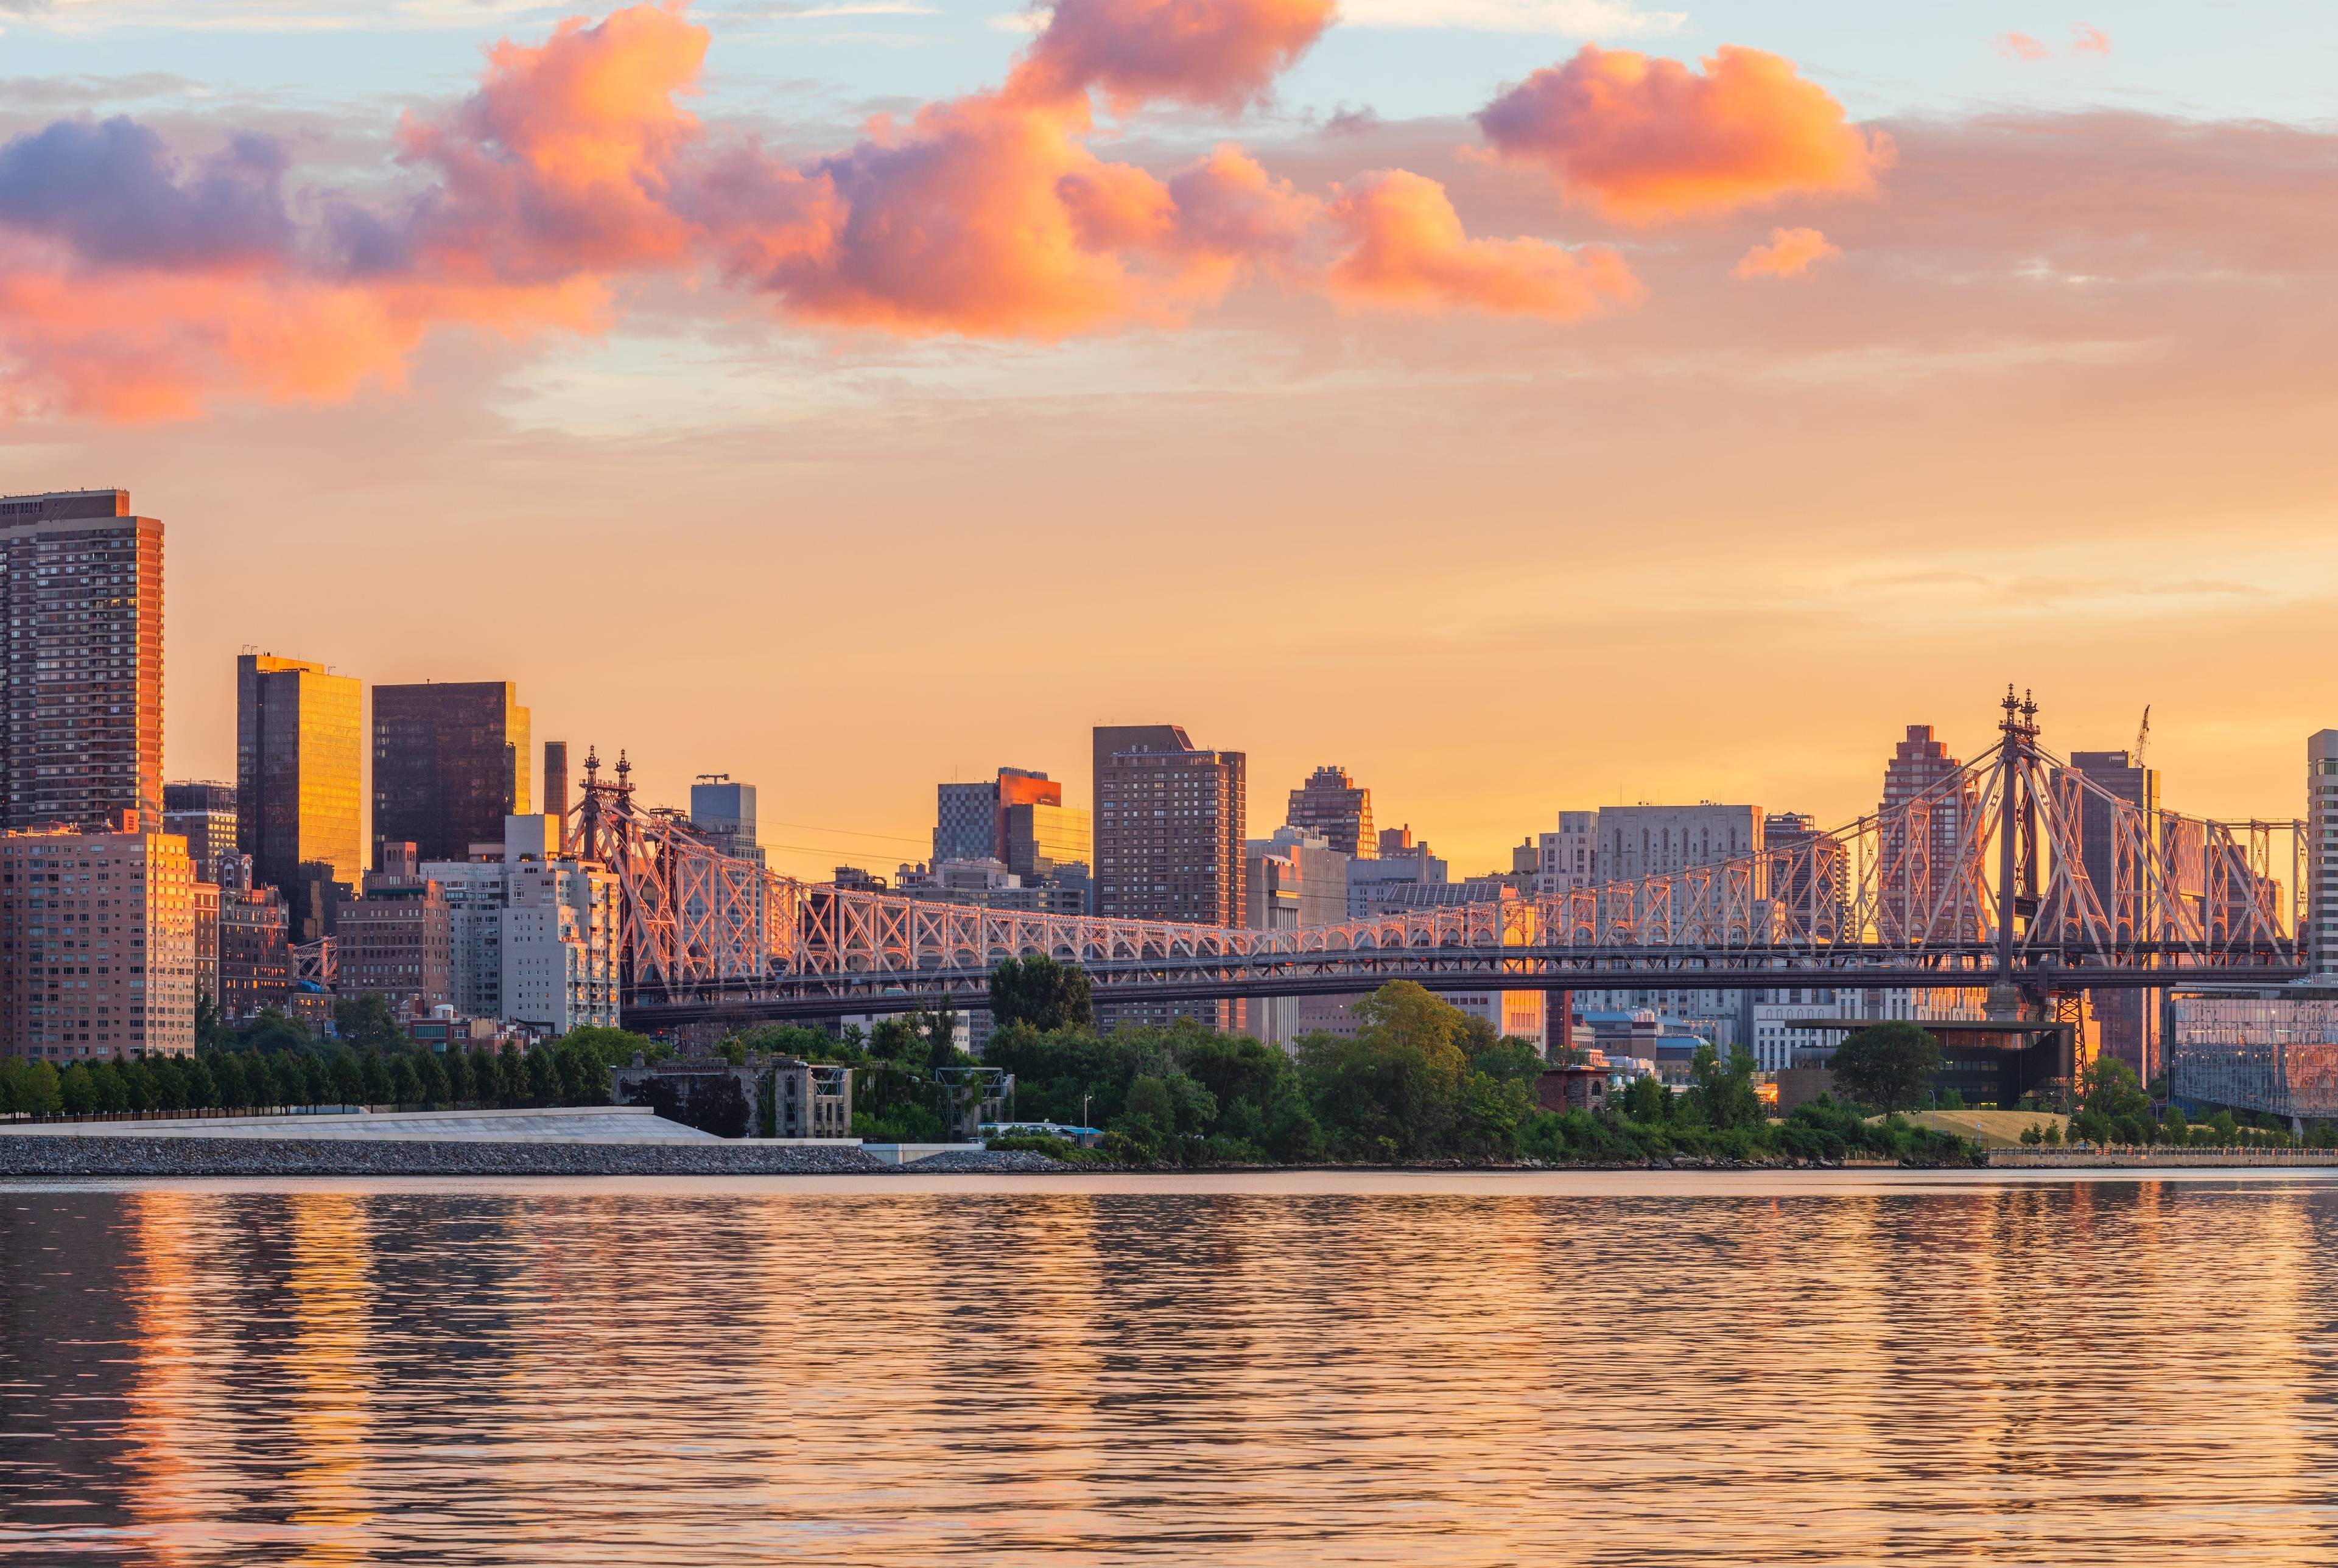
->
<box><xmin>577</xmin><ymin>690</ymin><xmax>2307</xmax><ymax>1032</ymax></box>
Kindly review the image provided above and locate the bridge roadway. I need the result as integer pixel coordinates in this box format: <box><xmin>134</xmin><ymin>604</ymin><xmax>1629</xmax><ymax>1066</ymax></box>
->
<box><xmin>619</xmin><ymin>945</ymin><xmax>2309</xmax><ymax>1027</ymax></box>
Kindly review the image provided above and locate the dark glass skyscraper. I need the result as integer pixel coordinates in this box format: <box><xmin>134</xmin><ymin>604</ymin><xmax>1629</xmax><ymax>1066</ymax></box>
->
<box><xmin>235</xmin><ymin>654</ymin><xmax>362</xmax><ymax>923</ymax></box>
<box><xmin>371</xmin><ymin>681</ymin><xmax>530</xmax><ymax>867</ymax></box>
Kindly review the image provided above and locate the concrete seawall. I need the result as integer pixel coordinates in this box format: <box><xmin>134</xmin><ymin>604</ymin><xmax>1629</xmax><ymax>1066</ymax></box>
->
<box><xmin>0</xmin><ymin>1136</ymin><xmax>902</xmax><ymax>1177</ymax></box>
<box><xmin>1985</xmin><ymin>1149</ymin><xmax>2338</xmax><ymax>1169</ymax></box>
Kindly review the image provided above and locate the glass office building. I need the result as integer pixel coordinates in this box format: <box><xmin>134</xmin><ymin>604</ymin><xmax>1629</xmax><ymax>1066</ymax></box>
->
<box><xmin>371</xmin><ymin>681</ymin><xmax>530</xmax><ymax>867</ymax></box>
<box><xmin>235</xmin><ymin>654</ymin><xmax>362</xmax><ymax>908</ymax></box>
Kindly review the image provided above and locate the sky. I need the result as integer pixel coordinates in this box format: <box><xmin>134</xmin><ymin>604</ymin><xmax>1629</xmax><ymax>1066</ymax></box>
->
<box><xmin>0</xmin><ymin>0</ymin><xmax>2331</xmax><ymax>881</ymax></box>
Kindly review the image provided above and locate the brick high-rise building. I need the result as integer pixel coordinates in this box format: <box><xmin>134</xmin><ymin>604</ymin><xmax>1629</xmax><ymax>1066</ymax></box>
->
<box><xmin>371</xmin><ymin>681</ymin><xmax>530</xmax><ymax>866</ymax></box>
<box><xmin>0</xmin><ymin>819</ymin><xmax>197</xmax><ymax>1062</ymax></box>
<box><xmin>0</xmin><ymin>489</ymin><xmax>163</xmax><ymax>831</ymax></box>
<box><xmin>1094</xmin><ymin>724</ymin><xmax>1246</xmax><ymax>1030</ymax></box>
<box><xmin>1285</xmin><ymin>766</ymin><xmax>1377</xmax><ymax>859</ymax></box>
<box><xmin>2312</xmin><ymin>731</ymin><xmax>2338</xmax><ymax>979</ymax></box>
<box><xmin>236</xmin><ymin>653</ymin><xmax>363</xmax><ymax>921</ymax></box>
<box><xmin>1878</xmin><ymin>724</ymin><xmax>1983</xmax><ymax>940</ymax></box>
<box><xmin>335</xmin><ymin>853</ymin><xmax>454</xmax><ymax>1017</ymax></box>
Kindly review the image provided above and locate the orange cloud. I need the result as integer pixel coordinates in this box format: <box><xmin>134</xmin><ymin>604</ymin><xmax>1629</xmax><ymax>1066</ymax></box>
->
<box><xmin>0</xmin><ymin>0</ymin><xmax>1635</xmax><ymax>421</ymax></box>
<box><xmin>1476</xmin><ymin>43</ymin><xmax>1894</xmax><ymax>224</ymax></box>
<box><xmin>1326</xmin><ymin>169</ymin><xmax>1642</xmax><ymax>318</ymax></box>
<box><xmin>2071</xmin><ymin>23</ymin><xmax>2111</xmax><ymax>54</ymax></box>
<box><xmin>1993</xmin><ymin>31</ymin><xmax>2050</xmax><ymax>61</ymax></box>
<box><xmin>1732</xmin><ymin>225</ymin><xmax>1839</xmax><ymax>278</ymax></box>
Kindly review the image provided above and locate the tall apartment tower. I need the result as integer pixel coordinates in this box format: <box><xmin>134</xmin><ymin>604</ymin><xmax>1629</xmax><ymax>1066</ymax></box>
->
<box><xmin>2310</xmin><ymin>730</ymin><xmax>2338</xmax><ymax>976</ymax></box>
<box><xmin>1285</xmin><ymin>766</ymin><xmax>1377</xmax><ymax>859</ymax></box>
<box><xmin>235</xmin><ymin>653</ymin><xmax>363</xmax><ymax>915</ymax></box>
<box><xmin>370</xmin><ymin>681</ymin><xmax>530</xmax><ymax>866</ymax></box>
<box><xmin>0</xmin><ymin>489</ymin><xmax>163</xmax><ymax>830</ymax></box>
<box><xmin>1878</xmin><ymin>724</ymin><xmax>1982</xmax><ymax>940</ymax></box>
<box><xmin>1095</xmin><ymin>725</ymin><xmax>1246</xmax><ymax>1030</ymax></box>
<box><xmin>0</xmin><ymin>822</ymin><xmax>197</xmax><ymax>1062</ymax></box>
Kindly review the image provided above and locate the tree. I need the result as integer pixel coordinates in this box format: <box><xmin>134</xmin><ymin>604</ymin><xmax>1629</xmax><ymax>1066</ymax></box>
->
<box><xmin>179</xmin><ymin>1056</ymin><xmax>216</xmax><ymax>1113</ymax></box>
<box><xmin>525</xmin><ymin>1047</ymin><xmax>558</xmax><ymax>1106</ymax></box>
<box><xmin>58</xmin><ymin>1062</ymin><xmax>94</xmax><ymax>1116</ymax></box>
<box><xmin>443</xmin><ymin>1047</ymin><xmax>474</xmax><ymax>1104</ymax></box>
<box><xmin>208</xmin><ymin>1052</ymin><xmax>249</xmax><ymax>1110</ymax></box>
<box><xmin>334</xmin><ymin>993</ymin><xmax>405</xmax><ymax>1054</ymax></box>
<box><xmin>21</xmin><ymin>1061</ymin><xmax>61</xmax><ymax>1117</ymax></box>
<box><xmin>1685</xmin><ymin>1044</ymin><xmax>1763</xmax><ymax>1130</ymax></box>
<box><xmin>194</xmin><ymin>991</ymin><xmax>237</xmax><ymax>1052</ymax></box>
<box><xmin>2076</xmin><ymin>1057</ymin><xmax>2154</xmax><ymax>1125</ymax></box>
<box><xmin>389</xmin><ymin>1054</ymin><xmax>423</xmax><ymax>1106</ymax></box>
<box><xmin>242</xmin><ymin>1007</ymin><xmax>312</xmax><ymax>1055</ymax></box>
<box><xmin>1828</xmin><ymin>1023</ymin><xmax>1942</xmax><ymax>1113</ymax></box>
<box><xmin>360</xmin><ymin>1052</ymin><xmax>394</xmax><ymax>1107</ymax></box>
<box><xmin>989</xmin><ymin>954</ymin><xmax>1094</xmax><ymax>1034</ymax></box>
<box><xmin>416</xmin><ymin>1051</ymin><xmax>452</xmax><ymax>1106</ymax></box>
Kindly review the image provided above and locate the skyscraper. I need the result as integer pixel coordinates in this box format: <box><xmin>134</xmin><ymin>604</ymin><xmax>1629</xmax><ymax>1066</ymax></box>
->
<box><xmin>2062</xmin><ymin>746</ymin><xmax>2164</xmax><ymax>1082</ymax></box>
<box><xmin>1095</xmin><ymin>724</ymin><xmax>1246</xmax><ymax>1029</ymax></box>
<box><xmin>2310</xmin><ymin>731</ymin><xmax>2338</xmax><ymax>977</ymax></box>
<box><xmin>235</xmin><ymin>653</ymin><xmax>363</xmax><ymax>914</ymax></box>
<box><xmin>163</xmin><ymin>780</ymin><xmax>239</xmax><ymax>875</ymax></box>
<box><xmin>370</xmin><ymin>681</ymin><xmax>531</xmax><ymax>866</ymax></box>
<box><xmin>0</xmin><ymin>822</ymin><xmax>197</xmax><ymax>1062</ymax></box>
<box><xmin>544</xmin><ymin>741</ymin><xmax>570</xmax><ymax>825</ymax></box>
<box><xmin>1285</xmin><ymin>766</ymin><xmax>1377</xmax><ymax>858</ymax></box>
<box><xmin>1878</xmin><ymin>724</ymin><xmax>1982</xmax><ymax>940</ymax></box>
<box><xmin>0</xmin><ymin>488</ymin><xmax>163</xmax><ymax>830</ymax></box>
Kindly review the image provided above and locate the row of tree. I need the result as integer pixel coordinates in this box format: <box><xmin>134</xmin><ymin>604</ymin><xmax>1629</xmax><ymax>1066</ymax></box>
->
<box><xmin>0</xmin><ymin>1024</ymin><xmax>661</xmax><ymax>1119</ymax></box>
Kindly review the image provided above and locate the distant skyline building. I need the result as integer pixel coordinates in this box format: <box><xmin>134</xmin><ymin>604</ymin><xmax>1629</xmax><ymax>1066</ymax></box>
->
<box><xmin>2309</xmin><ymin>730</ymin><xmax>2338</xmax><ymax>978</ymax></box>
<box><xmin>1285</xmin><ymin>766</ymin><xmax>1377</xmax><ymax>859</ymax></box>
<box><xmin>370</xmin><ymin>681</ymin><xmax>531</xmax><ymax>867</ymax></box>
<box><xmin>1878</xmin><ymin>724</ymin><xmax>1982</xmax><ymax>940</ymax></box>
<box><xmin>235</xmin><ymin>653</ymin><xmax>363</xmax><ymax>920</ymax></box>
<box><xmin>935</xmin><ymin>767</ymin><xmax>1059</xmax><ymax>867</ymax></box>
<box><xmin>163</xmin><ymin>780</ymin><xmax>238</xmax><ymax>877</ymax></box>
<box><xmin>0</xmin><ymin>488</ymin><xmax>164</xmax><ymax>831</ymax></box>
<box><xmin>335</xmin><ymin>850</ymin><xmax>454</xmax><ymax>1016</ymax></box>
<box><xmin>2063</xmin><ymin>749</ymin><xmax>2163</xmax><ymax>1079</ymax></box>
<box><xmin>1536</xmin><ymin>810</ymin><xmax>1597</xmax><ymax>894</ymax></box>
<box><xmin>214</xmin><ymin>852</ymin><xmax>292</xmax><ymax>1024</ymax></box>
<box><xmin>1005</xmin><ymin>800</ymin><xmax>1091</xmax><ymax>882</ymax></box>
<box><xmin>544</xmin><ymin>741</ymin><xmax>570</xmax><ymax>830</ymax></box>
<box><xmin>690</xmin><ymin>774</ymin><xmax>764</xmax><ymax>867</ymax></box>
<box><xmin>1248</xmin><ymin>826</ymin><xmax>1350</xmax><ymax>1050</ymax></box>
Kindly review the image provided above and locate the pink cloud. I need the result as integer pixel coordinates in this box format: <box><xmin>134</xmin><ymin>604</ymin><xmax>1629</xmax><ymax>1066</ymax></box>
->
<box><xmin>1731</xmin><ymin>225</ymin><xmax>1839</xmax><ymax>278</ymax></box>
<box><xmin>1327</xmin><ymin>169</ymin><xmax>1641</xmax><ymax>318</ymax></box>
<box><xmin>1014</xmin><ymin>0</ymin><xmax>1336</xmax><ymax>113</ymax></box>
<box><xmin>2071</xmin><ymin>23</ymin><xmax>2112</xmax><ymax>55</ymax></box>
<box><xmin>1993</xmin><ymin>31</ymin><xmax>2051</xmax><ymax>61</ymax></box>
<box><xmin>1476</xmin><ymin>44</ymin><xmax>1894</xmax><ymax>225</ymax></box>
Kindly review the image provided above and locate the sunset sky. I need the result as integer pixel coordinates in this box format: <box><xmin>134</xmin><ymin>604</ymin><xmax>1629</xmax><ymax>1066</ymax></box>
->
<box><xmin>1</xmin><ymin>0</ymin><xmax>2329</xmax><ymax>880</ymax></box>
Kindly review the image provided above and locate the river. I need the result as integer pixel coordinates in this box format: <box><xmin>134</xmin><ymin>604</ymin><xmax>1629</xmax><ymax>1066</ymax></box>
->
<box><xmin>7</xmin><ymin>1169</ymin><xmax>2338</xmax><ymax>1564</ymax></box>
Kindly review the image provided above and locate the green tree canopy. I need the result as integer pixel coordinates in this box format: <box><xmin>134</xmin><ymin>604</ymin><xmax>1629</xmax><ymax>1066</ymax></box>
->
<box><xmin>989</xmin><ymin>954</ymin><xmax>1094</xmax><ymax>1034</ymax></box>
<box><xmin>1828</xmin><ymin>1022</ymin><xmax>1942</xmax><ymax>1113</ymax></box>
<box><xmin>333</xmin><ymin>993</ymin><xmax>405</xmax><ymax>1054</ymax></box>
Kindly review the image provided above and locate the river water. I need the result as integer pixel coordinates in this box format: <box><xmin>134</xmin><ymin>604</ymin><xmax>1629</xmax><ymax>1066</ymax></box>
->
<box><xmin>7</xmin><ymin>1169</ymin><xmax>2338</xmax><ymax>1565</ymax></box>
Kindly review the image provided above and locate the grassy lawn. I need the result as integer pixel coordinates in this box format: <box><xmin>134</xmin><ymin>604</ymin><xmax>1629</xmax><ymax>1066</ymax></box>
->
<box><xmin>1892</xmin><ymin>1109</ymin><xmax>2071</xmax><ymax>1149</ymax></box>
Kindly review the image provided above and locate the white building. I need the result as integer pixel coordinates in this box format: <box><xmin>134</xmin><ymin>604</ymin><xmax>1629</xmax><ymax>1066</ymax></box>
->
<box><xmin>1536</xmin><ymin>809</ymin><xmax>1598</xmax><ymax>895</ymax></box>
<box><xmin>418</xmin><ymin>815</ymin><xmax>616</xmax><ymax>1034</ymax></box>
<box><xmin>2312</xmin><ymin>731</ymin><xmax>2338</xmax><ymax>977</ymax></box>
<box><xmin>424</xmin><ymin>858</ymin><xmax>507</xmax><ymax>1020</ymax></box>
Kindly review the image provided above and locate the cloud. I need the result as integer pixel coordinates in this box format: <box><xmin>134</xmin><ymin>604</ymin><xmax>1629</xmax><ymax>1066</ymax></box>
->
<box><xmin>1993</xmin><ymin>31</ymin><xmax>2048</xmax><ymax>61</ymax></box>
<box><xmin>0</xmin><ymin>0</ymin><xmax>1641</xmax><ymax>419</ymax></box>
<box><xmin>1476</xmin><ymin>44</ymin><xmax>1892</xmax><ymax>223</ymax></box>
<box><xmin>1731</xmin><ymin>224</ymin><xmax>1837</xmax><ymax>278</ymax></box>
<box><xmin>1014</xmin><ymin>0</ymin><xmax>1335</xmax><ymax>113</ymax></box>
<box><xmin>0</xmin><ymin>117</ymin><xmax>293</xmax><ymax>267</ymax></box>
<box><xmin>2071</xmin><ymin>22</ymin><xmax>2110</xmax><ymax>55</ymax></box>
<box><xmin>1332</xmin><ymin>0</ymin><xmax>1680</xmax><ymax>35</ymax></box>
<box><xmin>1327</xmin><ymin>168</ymin><xmax>1640</xmax><ymax>317</ymax></box>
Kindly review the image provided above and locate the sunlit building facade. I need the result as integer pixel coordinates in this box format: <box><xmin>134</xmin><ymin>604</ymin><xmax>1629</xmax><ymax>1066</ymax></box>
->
<box><xmin>1095</xmin><ymin>724</ymin><xmax>1246</xmax><ymax>1030</ymax></box>
<box><xmin>1878</xmin><ymin>724</ymin><xmax>1983</xmax><ymax>940</ymax></box>
<box><xmin>2311</xmin><ymin>730</ymin><xmax>2338</xmax><ymax>978</ymax></box>
<box><xmin>162</xmin><ymin>781</ymin><xmax>238</xmax><ymax>876</ymax></box>
<box><xmin>2171</xmin><ymin>990</ymin><xmax>2338</xmax><ymax>1120</ymax></box>
<box><xmin>235</xmin><ymin>653</ymin><xmax>363</xmax><ymax>915</ymax></box>
<box><xmin>0</xmin><ymin>819</ymin><xmax>197</xmax><ymax>1061</ymax></box>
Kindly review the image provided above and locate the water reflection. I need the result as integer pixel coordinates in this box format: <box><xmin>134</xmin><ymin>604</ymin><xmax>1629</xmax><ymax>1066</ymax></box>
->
<box><xmin>5</xmin><ymin>1175</ymin><xmax>2338</xmax><ymax>1564</ymax></box>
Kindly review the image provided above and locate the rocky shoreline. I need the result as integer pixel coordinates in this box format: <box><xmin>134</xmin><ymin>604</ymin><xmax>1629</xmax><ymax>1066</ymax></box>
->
<box><xmin>0</xmin><ymin>1136</ymin><xmax>1071</xmax><ymax>1178</ymax></box>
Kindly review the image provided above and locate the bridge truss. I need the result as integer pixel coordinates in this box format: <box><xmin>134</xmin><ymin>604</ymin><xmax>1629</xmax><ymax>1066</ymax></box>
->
<box><xmin>578</xmin><ymin>693</ymin><xmax>2306</xmax><ymax>1028</ymax></box>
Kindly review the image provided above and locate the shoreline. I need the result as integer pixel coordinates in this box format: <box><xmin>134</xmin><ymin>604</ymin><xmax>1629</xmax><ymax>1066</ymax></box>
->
<box><xmin>2</xmin><ymin>1135</ymin><xmax>2333</xmax><ymax>1180</ymax></box>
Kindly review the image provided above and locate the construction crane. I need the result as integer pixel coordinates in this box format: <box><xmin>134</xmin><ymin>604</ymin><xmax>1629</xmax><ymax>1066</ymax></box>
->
<box><xmin>2134</xmin><ymin>705</ymin><xmax>2150</xmax><ymax>766</ymax></box>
